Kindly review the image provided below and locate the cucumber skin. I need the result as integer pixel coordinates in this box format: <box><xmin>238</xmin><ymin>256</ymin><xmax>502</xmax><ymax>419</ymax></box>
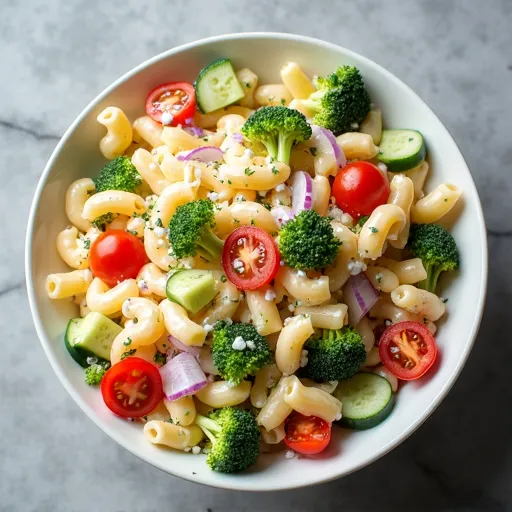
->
<box><xmin>64</xmin><ymin>319</ymin><xmax>110</xmax><ymax>368</ymax></box>
<box><xmin>337</xmin><ymin>392</ymin><xmax>395</xmax><ymax>430</ymax></box>
<box><xmin>194</xmin><ymin>58</ymin><xmax>244</xmax><ymax>114</ymax></box>
<box><xmin>378</xmin><ymin>130</ymin><xmax>426</xmax><ymax>172</ymax></box>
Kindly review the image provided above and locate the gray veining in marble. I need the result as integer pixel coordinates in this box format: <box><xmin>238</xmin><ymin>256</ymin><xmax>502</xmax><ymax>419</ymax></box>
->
<box><xmin>1</xmin><ymin>0</ymin><xmax>511</xmax><ymax>510</ymax></box>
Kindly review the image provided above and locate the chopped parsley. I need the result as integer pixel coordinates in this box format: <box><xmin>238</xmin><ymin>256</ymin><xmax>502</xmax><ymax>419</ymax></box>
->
<box><xmin>155</xmin><ymin>217</ymin><xmax>163</xmax><ymax>228</ymax></box>
<box><xmin>120</xmin><ymin>349</ymin><xmax>136</xmax><ymax>360</ymax></box>
<box><xmin>220</xmin><ymin>275</ymin><xmax>227</xmax><ymax>283</ymax></box>
<box><xmin>245</xmin><ymin>82</ymin><xmax>251</xmax><ymax>88</ymax></box>
<box><xmin>271</xmin><ymin>166</ymin><xmax>279</xmax><ymax>175</ymax></box>
<box><xmin>280</xmin><ymin>98</ymin><xmax>286</xmax><ymax>106</ymax></box>
<box><xmin>369</xmin><ymin>226</ymin><xmax>379</xmax><ymax>233</ymax></box>
<box><xmin>153</xmin><ymin>352</ymin><xmax>167</xmax><ymax>365</ymax></box>
<box><xmin>309</xmin><ymin>147</ymin><xmax>317</xmax><ymax>157</ymax></box>
<box><xmin>123</xmin><ymin>337</ymin><xmax>132</xmax><ymax>346</ymax></box>
<box><xmin>244</xmin><ymin>167</ymin><xmax>255</xmax><ymax>176</ymax></box>
<box><xmin>83</xmin><ymin>239</ymin><xmax>91</xmax><ymax>250</ymax></box>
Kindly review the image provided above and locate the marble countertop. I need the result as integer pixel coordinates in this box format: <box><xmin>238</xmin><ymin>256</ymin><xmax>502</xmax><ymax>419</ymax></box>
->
<box><xmin>1</xmin><ymin>0</ymin><xmax>511</xmax><ymax>510</ymax></box>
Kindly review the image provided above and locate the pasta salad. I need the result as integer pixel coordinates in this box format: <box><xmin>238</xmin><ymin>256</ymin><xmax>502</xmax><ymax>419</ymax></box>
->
<box><xmin>46</xmin><ymin>58</ymin><xmax>461</xmax><ymax>473</ymax></box>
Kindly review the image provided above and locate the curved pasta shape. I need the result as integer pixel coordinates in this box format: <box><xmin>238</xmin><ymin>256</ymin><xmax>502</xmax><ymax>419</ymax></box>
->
<box><xmin>132</xmin><ymin>115</ymin><xmax>164</xmax><ymax>148</ymax></box>
<box><xmin>106</xmin><ymin>214</ymin><xmax>130</xmax><ymax>231</ymax></box>
<box><xmin>236</xmin><ymin>68</ymin><xmax>258</xmax><ymax>108</ymax></box>
<box><xmin>336</xmin><ymin>132</ymin><xmax>379</xmax><ymax>160</ymax></box>
<box><xmin>376</xmin><ymin>257</ymin><xmax>427</xmax><ymax>285</ymax></box>
<box><xmin>195</xmin><ymin>105</ymin><xmax>254</xmax><ymax>129</ymax></box>
<box><xmin>355</xmin><ymin>315</ymin><xmax>375</xmax><ymax>353</ymax></box>
<box><xmin>82</xmin><ymin>191</ymin><xmax>146</xmax><ymax>220</ymax></box>
<box><xmin>364</xmin><ymin>266</ymin><xmax>399</xmax><ymax>293</ymax></box>
<box><xmin>143</xmin><ymin>421</ymin><xmax>203</xmax><ymax>450</ymax></box>
<box><xmin>245</xmin><ymin>288</ymin><xmax>283</xmax><ymax>335</ymax></box>
<box><xmin>161</xmin><ymin>126</ymin><xmax>224</xmax><ymax>153</ymax></box>
<box><xmin>294</xmin><ymin>303</ymin><xmax>348</xmax><ymax>329</ymax></box>
<box><xmin>250</xmin><ymin>364</ymin><xmax>282</xmax><ymax>409</ymax></box>
<box><xmin>280</xmin><ymin>62</ymin><xmax>315</xmax><ymax>99</ymax></box>
<box><xmin>191</xmin><ymin>271</ymin><xmax>241</xmax><ymax>326</ymax></box>
<box><xmin>256</xmin><ymin>376</ymin><xmax>294</xmax><ymax>431</ymax></box>
<box><xmin>195</xmin><ymin>380</ymin><xmax>251</xmax><ymax>408</ymax></box>
<box><xmin>151</xmin><ymin>181</ymin><xmax>197</xmax><ymax>226</ymax></box>
<box><xmin>160</xmin><ymin>299</ymin><xmax>206</xmax><ymax>347</ymax></box>
<box><xmin>276</xmin><ymin>267</ymin><xmax>331</xmax><ymax>306</ymax></box>
<box><xmin>132</xmin><ymin>148</ymin><xmax>170</xmax><ymax>195</ymax></box>
<box><xmin>358</xmin><ymin>204</ymin><xmax>406</xmax><ymax>260</ymax></box>
<box><xmin>312</xmin><ymin>175</ymin><xmax>330</xmax><ymax>216</ymax></box>
<box><xmin>359</xmin><ymin>108</ymin><xmax>382</xmax><ymax>145</ymax></box>
<box><xmin>261</xmin><ymin>423</ymin><xmax>286</xmax><ymax>445</ymax></box>
<box><xmin>217</xmin><ymin>114</ymin><xmax>246</xmax><ymax>136</ymax></box>
<box><xmin>218</xmin><ymin>161</ymin><xmax>290</xmax><ymax>190</ymax></box>
<box><xmin>65</xmin><ymin>178</ymin><xmax>95</xmax><ymax>232</ymax></box>
<box><xmin>110</xmin><ymin>297</ymin><xmax>165</xmax><ymax>364</ymax></box>
<box><xmin>163</xmin><ymin>396</ymin><xmax>196</xmax><ymax>426</ymax></box>
<box><xmin>143</xmin><ymin>228</ymin><xmax>182</xmax><ymax>271</ymax></box>
<box><xmin>387</xmin><ymin>174</ymin><xmax>414</xmax><ymax>248</ymax></box>
<box><xmin>46</xmin><ymin>269</ymin><xmax>93</xmax><ymax>299</ymax></box>
<box><xmin>254</xmin><ymin>83</ymin><xmax>292</xmax><ymax>107</ymax></box>
<box><xmin>369</xmin><ymin>295</ymin><xmax>424</xmax><ymax>324</ymax></box>
<box><xmin>56</xmin><ymin>226</ymin><xmax>90</xmax><ymax>270</ymax></box>
<box><xmin>97</xmin><ymin>107</ymin><xmax>132</xmax><ymax>160</ymax></box>
<box><xmin>325</xmin><ymin>222</ymin><xmax>359</xmax><ymax>291</ymax></box>
<box><xmin>411</xmin><ymin>183</ymin><xmax>461</xmax><ymax>224</ymax></box>
<box><xmin>282</xmin><ymin>375</ymin><xmax>342</xmax><ymax>423</ymax></box>
<box><xmin>137</xmin><ymin>263</ymin><xmax>167</xmax><ymax>298</ymax></box>
<box><xmin>200</xmin><ymin>164</ymin><xmax>237</xmax><ymax>203</ymax></box>
<box><xmin>391</xmin><ymin>285</ymin><xmax>446</xmax><ymax>321</ymax></box>
<box><xmin>275</xmin><ymin>315</ymin><xmax>314</xmax><ymax>376</ymax></box>
<box><xmin>86</xmin><ymin>277</ymin><xmax>139</xmax><ymax>316</ymax></box>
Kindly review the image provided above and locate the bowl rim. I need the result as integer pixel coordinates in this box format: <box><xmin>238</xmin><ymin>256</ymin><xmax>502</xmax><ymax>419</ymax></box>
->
<box><xmin>25</xmin><ymin>31</ymin><xmax>488</xmax><ymax>491</ymax></box>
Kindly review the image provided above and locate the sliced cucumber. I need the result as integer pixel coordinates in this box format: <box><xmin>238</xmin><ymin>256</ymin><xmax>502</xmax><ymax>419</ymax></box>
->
<box><xmin>195</xmin><ymin>59</ymin><xmax>245</xmax><ymax>113</ymax></box>
<box><xmin>333</xmin><ymin>373</ymin><xmax>394</xmax><ymax>430</ymax></box>
<box><xmin>64</xmin><ymin>312</ymin><xmax>122</xmax><ymax>367</ymax></box>
<box><xmin>378</xmin><ymin>129</ymin><xmax>426</xmax><ymax>172</ymax></box>
<box><xmin>166</xmin><ymin>269</ymin><xmax>217</xmax><ymax>314</ymax></box>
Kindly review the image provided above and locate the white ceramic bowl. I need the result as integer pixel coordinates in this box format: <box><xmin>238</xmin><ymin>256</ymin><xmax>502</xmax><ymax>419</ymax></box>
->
<box><xmin>26</xmin><ymin>33</ymin><xmax>487</xmax><ymax>491</ymax></box>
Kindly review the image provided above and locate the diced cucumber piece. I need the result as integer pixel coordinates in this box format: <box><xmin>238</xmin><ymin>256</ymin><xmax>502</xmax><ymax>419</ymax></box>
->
<box><xmin>64</xmin><ymin>312</ymin><xmax>122</xmax><ymax>367</ymax></box>
<box><xmin>166</xmin><ymin>269</ymin><xmax>217</xmax><ymax>314</ymax></box>
<box><xmin>378</xmin><ymin>129</ymin><xmax>426</xmax><ymax>172</ymax></box>
<box><xmin>333</xmin><ymin>373</ymin><xmax>394</xmax><ymax>430</ymax></box>
<box><xmin>195</xmin><ymin>59</ymin><xmax>245</xmax><ymax>113</ymax></box>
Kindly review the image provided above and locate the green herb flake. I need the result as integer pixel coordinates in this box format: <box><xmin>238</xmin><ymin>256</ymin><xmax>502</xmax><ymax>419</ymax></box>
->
<box><xmin>245</xmin><ymin>167</ymin><xmax>255</xmax><ymax>176</ymax></box>
<box><xmin>271</xmin><ymin>166</ymin><xmax>279</xmax><ymax>175</ymax></box>
<box><xmin>309</xmin><ymin>147</ymin><xmax>317</xmax><ymax>157</ymax></box>
<box><xmin>369</xmin><ymin>226</ymin><xmax>379</xmax><ymax>233</ymax></box>
<box><xmin>120</xmin><ymin>349</ymin><xmax>136</xmax><ymax>360</ymax></box>
<box><xmin>123</xmin><ymin>337</ymin><xmax>132</xmax><ymax>346</ymax></box>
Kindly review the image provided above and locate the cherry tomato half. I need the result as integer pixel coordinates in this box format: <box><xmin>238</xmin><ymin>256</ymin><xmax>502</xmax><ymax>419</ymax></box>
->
<box><xmin>145</xmin><ymin>82</ymin><xmax>196</xmax><ymax>126</ymax></box>
<box><xmin>222</xmin><ymin>227</ymin><xmax>280</xmax><ymax>290</ymax></box>
<box><xmin>101</xmin><ymin>357</ymin><xmax>163</xmax><ymax>418</ymax></box>
<box><xmin>89</xmin><ymin>230</ymin><xmax>147</xmax><ymax>287</ymax></box>
<box><xmin>332</xmin><ymin>161</ymin><xmax>390</xmax><ymax>218</ymax></box>
<box><xmin>379</xmin><ymin>321</ymin><xmax>437</xmax><ymax>380</ymax></box>
<box><xmin>284</xmin><ymin>413</ymin><xmax>331</xmax><ymax>455</ymax></box>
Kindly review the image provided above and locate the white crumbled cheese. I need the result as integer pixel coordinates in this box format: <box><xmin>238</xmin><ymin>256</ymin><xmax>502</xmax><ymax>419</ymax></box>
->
<box><xmin>232</xmin><ymin>336</ymin><xmax>246</xmax><ymax>351</ymax></box>
<box><xmin>341</xmin><ymin>213</ymin><xmax>353</xmax><ymax>225</ymax></box>
<box><xmin>347</xmin><ymin>259</ymin><xmax>367</xmax><ymax>276</ymax></box>
<box><xmin>285</xmin><ymin>450</ymin><xmax>297</xmax><ymax>460</ymax></box>
<box><xmin>283</xmin><ymin>316</ymin><xmax>293</xmax><ymax>326</ymax></box>
<box><xmin>207</xmin><ymin>191</ymin><xmax>219</xmax><ymax>201</ymax></box>
<box><xmin>243</xmin><ymin>148</ymin><xmax>254</xmax><ymax>159</ymax></box>
<box><xmin>245</xmin><ymin>340</ymin><xmax>256</xmax><ymax>350</ymax></box>
<box><xmin>86</xmin><ymin>356</ymin><xmax>98</xmax><ymax>365</ymax></box>
<box><xmin>385</xmin><ymin>320</ymin><xmax>392</xmax><ymax>327</ymax></box>
<box><xmin>194</xmin><ymin>167</ymin><xmax>202</xmax><ymax>181</ymax></box>
<box><xmin>156</xmin><ymin>239</ymin><xmax>166</xmax><ymax>248</ymax></box>
<box><xmin>128</xmin><ymin>217</ymin><xmax>145</xmax><ymax>232</ymax></box>
<box><xmin>191</xmin><ymin>446</ymin><xmax>202</xmax><ymax>455</ymax></box>
<box><xmin>296</xmin><ymin>270</ymin><xmax>306</xmax><ymax>278</ymax></box>
<box><xmin>154</xmin><ymin>226</ymin><xmax>168</xmax><ymax>238</ymax></box>
<box><xmin>145</xmin><ymin>195</ymin><xmax>157</xmax><ymax>208</ymax></box>
<box><xmin>204</xmin><ymin>323</ymin><xmax>214</xmax><ymax>333</ymax></box>
<box><xmin>232</xmin><ymin>258</ymin><xmax>244</xmax><ymax>272</ymax></box>
<box><xmin>377</xmin><ymin>162</ymin><xmax>388</xmax><ymax>174</ymax></box>
<box><xmin>335</xmin><ymin>413</ymin><xmax>342</xmax><ymax>421</ymax></box>
<box><xmin>224</xmin><ymin>318</ymin><xmax>233</xmax><ymax>325</ymax></box>
<box><xmin>202</xmin><ymin>447</ymin><xmax>210</xmax><ymax>454</ymax></box>
<box><xmin>275</xmin><ymin>184</ymin><xmax>286</xmax><ymax>192</ymax></box>
<box><xmin>390</xmin><ymin>346</ymin><xmax>400</xmax><ymax>353</ymax></box>
<box><xmin>264</xmin><ymin>288</ymin><xmax>276</xmax><ymax>301</ymax></box>
<box><xmin>184</xmin><ymin>446</ymin><xmax>191</xmax><ymax>452</ymax></box>
<box><xmin>280</xmin><ymin>260</ymin><xmax>285</xmax><ymax>266</ymax></box>
<box><xmin>328</xmin><ymin>205</ymin><xmax>354</xmax><ymax>227</ymax></box>
<box><xmin>161</xmin><ymin>112</ymin><xmax>174</xmax><ymax>125</ymax></box>
<box><xmin>288</xmin><ymin>303</ymin><xmax>295</xmax><ymax>312</ymax></box>
<box><xmin>137</xmin><ymin>279</ymin><xmax>148</xmax><ymax>291</ymax></box>
<box><xmin>350</xmin><ymin>122</ymin><xmax>359</xmax><ymax>129</ymax></box>
<box><xmin>234</xmin><ymin>194</ymin><xmax>247</xmax><ymax>202</ymax></box>
<box><xmin>296</xmin><ymin>300</ymin><xmax>302</xmax><ymax>307</ymax></box>
<box><xmin>300</xmin><ymin>349</ymin><xmax>308</xmax><ymax>368</ymax></box>
<box><xmin>258</xmin><ymin>190</ymin><xmax>268</xmax><ymax>197</ymax></box>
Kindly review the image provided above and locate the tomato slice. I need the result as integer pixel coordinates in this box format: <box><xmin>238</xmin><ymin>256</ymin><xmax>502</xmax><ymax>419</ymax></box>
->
<box><xmin>89</xmin><ymin>230</ymin><xmax>147</xmax><ymax>287</ymax></box>
<box><xmin>145</xmin><ymin>82</ymin><xmax>196</xmax><ymax>126</ymax></box>
<box><xmin>222</xmin><ymin>227</ymin><xmax>280</xmax><ymax>290</ymax></box>
<box><xmin>284</xmin><ymin>413</ymin><xmax>331</xmax><ymax>455</ymax></box>
<box><xmin>379</xmin><ymin>321</ymin><xmax>437</xmax><ymax>380</ymax></box>
<box><xmin>332</xmin><ymin>161</ymin><xmax>390</xmax><ymax>218</ymax></box>
<box><xmin>101</xmin><ymin>358</ymin><xmax>163</xmax><ymax>418</ymax></box>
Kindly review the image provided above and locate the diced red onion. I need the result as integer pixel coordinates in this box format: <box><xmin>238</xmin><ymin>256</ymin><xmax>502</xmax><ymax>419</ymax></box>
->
<box><xmin>290</xmin><ymin>171</ymin><xmax>313</xmax><ymax>214</ymax></box>
<box><xmin>343</xmin><ymin>273</ymin><xmax>379</xmax><ymax>326</ymax></box>
<box><xmin>232</xmin><ymin>133</ymin><xmax>244</xmax><ymax>143</ymax></box>
<box><xmin>168</xmin><ymin>335</ymin><xmax>200</xmax><ymax>358</ymax></box>
<box><xmin>176</xmin><ymin>146</ymin><xmax>223</xmax><ymax>163</ymax></box>
<box><xmin>270</xmin><ymin>206</ymin><xmax>295</xmax><ymax>227</ymax></box>
<box><xmin>184</xmin><ymin>126</ymin><xmax>205</xmax><ymax>138</ymax></box>
<box><xmin>185</xmin><ymin>117</ymin><xmax>194</xmax><ymax>126</ymax></box>
<box><xmin>319</xmin><ymin>127</ymin><xmax>346</xmax><ymax>167</ymax></box>
<box><xmin>159</xmin><ymin>352</ymin><xmax>207</xmax><ymax>401</ymax></box>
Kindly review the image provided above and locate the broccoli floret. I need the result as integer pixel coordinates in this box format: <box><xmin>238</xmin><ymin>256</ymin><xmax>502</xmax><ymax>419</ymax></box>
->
<box><xmin>278</xmin><ymin>209</ymin><xmax>340</xmax><ymax>271</ymax></box>
<box><xmin>212</xmin><ymin>322</ymin><xmax>271</xmax><ymax>385</ymax></box>
<box><xmin>350</xmin><ymin>215</ymin><xmax>369</xmax><ymax>235</ymax></box>
<box><xmin>168</xmin><ymin>199</ymin><xmax>224</xmax><ymax>261</ymax></box>
<box><xmin>408</xmin><ymin>223</ymin><xmax>460</xmax><ymax>293</ymax></box>
<box><xmin>302</xmin><ymin>66</ymin><xmax>371</xmax><ymax>135</ymax></box>
<box><xmin>241</xmin><ymin>106</ymin><xmax>312</xmax><ymax>165</ymax></box>
<box><xmin>93</xmin><ymin>156</ymin><xmax>142</xmax><ymax>193</ymax></box>
<box><xmin>84</xmin><ymin>362</ymin><xmax>108</xmax><ymax>385</ymax></box>
<box><xmin>92</xmin><ymin>212</ymin><xmax>115</xmax><ymax>231</ymax></box>
<box><xmin>302</xmin><ymin>327</ymin><xmax>366</xmax><ymax>381</ymax></box>
<box><xmin>195</xmin><ymin>407</ymin><xmax>260</xmax><ymax>473</ymax></box>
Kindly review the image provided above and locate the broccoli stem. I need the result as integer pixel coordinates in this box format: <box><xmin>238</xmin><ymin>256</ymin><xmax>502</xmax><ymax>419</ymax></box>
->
<box><xmin>277</xmin><ymin>132</ymin><xmax>295</xmax><ymax>165</ymax></box>
<box><xmin>418</xmin><ymin>262</ymin><xmax>443</xmax><ymax>293</ymax></box>
<box><xmin>263</xmin><ymin>138</ymin><xmax>278</xmax><ymax>160</ymax></box>
<box><xmin>195</xmin><ymin>414</ymin><xmax>221</xmax><ymax>444</ymax></box>
<box><xmin>198</xmin><ymin>230</ymin><xmax>224</xmax><ymax>261</ymax></box>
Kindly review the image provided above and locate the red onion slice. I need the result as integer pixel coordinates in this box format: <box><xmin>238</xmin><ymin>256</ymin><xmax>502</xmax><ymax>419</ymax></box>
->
<box><xmin>168</xmin><ymin>335</ymin><xmax>200</xmax><ymax>358</ymax></box>
<box><xmin>319</xmin><ymin>127</ymin><xmax>346</xmax><ymax>167</ymax></box>
<box><xmin>310</xmin><ymin>125</ymin><xmax>339</xmax><ymax>176</ymax></box>
<box><xmin>184</xmin><ymin>126</ymin><xmax>205</xmax><ymax>138</ymax></box>
<box><xmin>159</xmin><ymin>352</ymin><xmax>207</xmax><ymax>401</ymax></box>
<box><xmin>343</xmin><ymin>273</ymin><xmax>379</xmax><ymax>326</ymax></box>
<box><xmin>290</xmin><ymin>171</ymin><xmax>313</xmax><ymax>215</ymax></box>
<box><xmin>176</xmin><ymin>146</ymin><xmax>223</xmax><ymax>163</ymax></box>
